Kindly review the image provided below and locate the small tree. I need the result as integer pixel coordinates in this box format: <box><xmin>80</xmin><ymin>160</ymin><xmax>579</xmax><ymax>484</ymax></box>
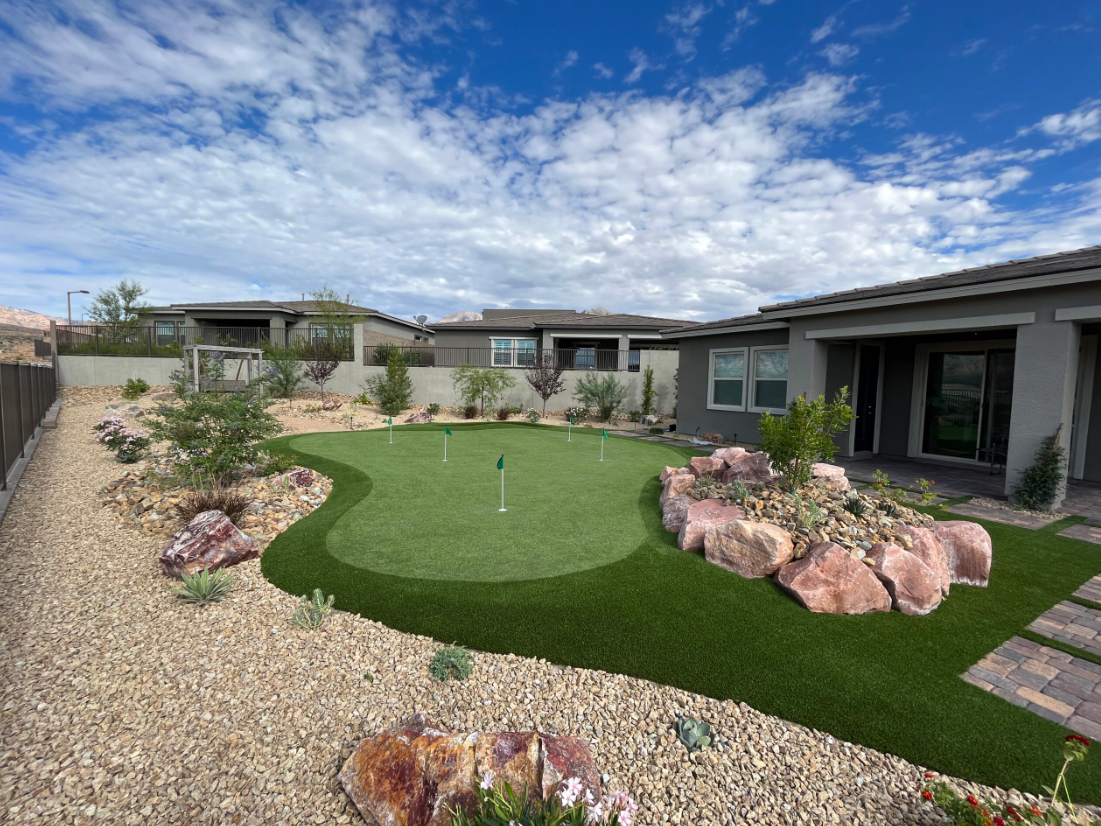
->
<box><xmin>641</xmin><ymin>365</ymin><xmax>657</xmax><ymax>416</ymax></box>
<box><xmin>310</xmin><ymin>285</ymin><xmax>368</xmax><ymax>359</ymax></box>
<box><xmin>1012</xmin><ymin>429</ymin><xmax>1067</xmax><ymax>510</ymax></box>
<box><xmin>523</xmin><ymin>354</ymin><xmax>566</xmax><ymax>413</ymax></box>
<box><xmin>757</xmin><ymin>388</ymin><xmax>854</xmax><ymax>492</ymax></box>
<box><xmin>88</xmin><ymin>279</ymin><xmax>150</xmax><ymax>343</ymax></box>
<box><xmin>363</xmin><ymin>347</ymin><xmax>415</xmax><ymax>416</ymax></box>
<box><xmin>451</xmin><ymin>365</ymin><xmax>516</xmax><ymax>415</ymax></box>
<box><xmin>574</xmin><ymin>373</ymin><xmax>629</xmax><ymax>422</ymax></box>
<box><xmin>303</xmin><ymin>341</ymin><xmax>341</xmax><ymax>402</ymax></box>
<box><xmin>263</xmin><ymin>344</ymin><xmax>303</xmax><ymax>407</ymax></box>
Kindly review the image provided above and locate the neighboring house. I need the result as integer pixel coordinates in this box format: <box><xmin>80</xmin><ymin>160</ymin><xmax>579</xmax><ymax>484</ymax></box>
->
<box><xmin>428</xmin><ymin>309</ymin><xmax>685</xmax><ymax>371</ymax></box>
<box><xmin>666</xmin><ymin>245</ymin><xmax>1101</xmax><ymax>505</ymax></box>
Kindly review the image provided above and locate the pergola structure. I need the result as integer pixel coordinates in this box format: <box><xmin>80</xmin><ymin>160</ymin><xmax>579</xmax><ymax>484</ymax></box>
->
<box><xmin>182</xmin><ymin>344</ymin><xmax>265</xmax><ymax>393</ymax></box>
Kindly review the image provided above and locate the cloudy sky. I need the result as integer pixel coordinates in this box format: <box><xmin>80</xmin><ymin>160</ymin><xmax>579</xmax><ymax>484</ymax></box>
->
<box><xmin>0</xmin><ymin>0</ymin><xmax>1098</xmax><ymax>323</ymax></box>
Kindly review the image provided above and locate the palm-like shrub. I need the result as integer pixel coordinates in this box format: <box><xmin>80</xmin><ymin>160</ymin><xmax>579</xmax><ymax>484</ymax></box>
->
<box><xmin>176</xmin><ymin>486</ymin><xmax>251</xmax><ymax>525</ymax></box>
<box><xmin>173</xmin><ymin>567</ymin><xmax>233</xmax><ymax>605</ymax></box>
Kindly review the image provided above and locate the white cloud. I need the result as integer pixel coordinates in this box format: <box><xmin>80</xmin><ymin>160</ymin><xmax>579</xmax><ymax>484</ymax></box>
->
<box><xmin>0</xmin><ymin>0</ymin><xmax>1097</xmax><ymax>322</ymax></box>
<box><xmin>851</xmin><ymin>6</ymin><xmax>911</xmax><ymax>39</ymax></box>
<box><xmin>663</xmin><ymin>3</ymin><xmax>713</xmax><ymax>58</ymax></box>
<box><xmin>553</xmin><ymin>50</ymin><xmax>579</xmax><ymax>76</ymax></box>
<box><xmin>810</xmin><ymin>15</ymin><xmax>839</xmax><ymax>43</ymax></box>
<box><xmin>819</xmin><ymin>43</ymin><xmax>858</xmax><ymax>66</ymax></box>
<box><xmin>623</xmin><ymin>48</ymin><xmax>651</xmax><ymax>84</ymax></box>
<box><xmin>593</xmin><ymin>62</ymin><xmax>615</xmax><ymax>80</ymax></box>
<box><xmin>957</xmin><ymin>38</ymin><xmax>986</xmax><ymax>56</ymax></box>
<box><xmin>1032</xmin><ymin>100</ymin><xmax>1101</xmax><ymax>150</ymax></box>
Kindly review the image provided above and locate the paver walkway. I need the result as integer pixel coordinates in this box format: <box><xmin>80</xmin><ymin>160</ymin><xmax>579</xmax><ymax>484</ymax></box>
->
<box><xmin>946</xmin><ymin>501</ymin><xmax>1062</xmax><ymax>529</ymax></box>
<box><xmin>1077</xmin><ymin>576</ymin><xmax>1101</xmax><ymax>603</ymax></box>
<box><xmin>962</xmin><ymin>637</ymin><xmax>1101</xmax><ymax>739</ymax></box>
<box><xmin>1060</xmin><ymin>524</ymin><xmax>1101</xmax><ymax>546</ymax></box>
<box><xmin>1029</xmin><ymin>601</ymin><xmax>1101</xmax><ymax>658</ymax></box>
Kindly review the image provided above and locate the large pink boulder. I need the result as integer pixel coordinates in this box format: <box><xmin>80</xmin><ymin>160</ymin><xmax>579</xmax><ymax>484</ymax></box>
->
<box><xmin>932</xmin><ymin>521</ymin><xmax>992</xmax><ymax>587</ymax></box>
<box><xmin>659</xmin><ymin>473</ymin><xmax>695</xmax><ymax>507</ymax></box>
<box><xmin>713</xmin><ymin>447</ymin><xmax>746</xmax><ymax>464</ymax></box>
<box><xmin>865</xmin><ymin>542</ymin><xmax>942</xmax><ymax>616</ymax></box>
<box><xmin>661</xmin><ymin>494</ymin><xmax>693</xmax><ymax>533</ymax></box>
<box><xmin>405</xmin><ymin>409</ymin><xmax>432</xmax><ymax>423</ymax></box>
<box><xmin>721</xmin><ymin>451</ymin><xmax>773</xmax><ymax>484</ymax></box>
<box><xmin>690</xmin><ymin>456</ymin><xmax>727</xmax><ymax>480</ymax></box>
<box><xmin>775</xmin><ymin>541</ymin><xmax>891</xmax><ymax>614</ymax></box>
<box><xmin>704</xmin><ymin>520</ymin><xmax>794</xmax><ymax>578</ymax></box>
<box><xmin>812</xmin><ymin>462</ymin><xmax>851</xmax><ymax>492</ymax></box>
<box><xmin>272</xmin><ymin>467</ymin><xmax>314</xmax><ymax>488</ymax></box>
<box><xmin>677</xmin><ymin>500</ymin><xmax>745</xmax><ymax>551</ymax></box>
<box><xmin>660</xmin><ymin>465</ymin><xmax>691</xmax><ymax>483</ymax></box>
<box><xmin>159</xmin><ymin>510</ymin><xmax>258</xmax><ymax>579</ymax></box>
<box><xmin>339</xmin><ymin>716</ymin><xmax>600</xmax><ymax>826</ymax></box>
<box><xmin>896</xmin><ymin>524</ymin><xmax>950</xmax><ymax>595</ymax></box>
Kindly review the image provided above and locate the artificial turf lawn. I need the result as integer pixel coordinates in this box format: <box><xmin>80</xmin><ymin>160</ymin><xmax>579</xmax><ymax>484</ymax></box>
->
<box><xmin>261</xmin><ymin>423</ymin><xmax>1101</xmax><ymax>799</ymax></box>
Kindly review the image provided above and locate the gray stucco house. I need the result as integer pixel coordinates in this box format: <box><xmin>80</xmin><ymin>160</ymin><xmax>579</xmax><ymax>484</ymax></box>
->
<box><xmin>666</xmin><ymin>245</ymin><xmax>1101</xmax><ymax>506</ymax></box>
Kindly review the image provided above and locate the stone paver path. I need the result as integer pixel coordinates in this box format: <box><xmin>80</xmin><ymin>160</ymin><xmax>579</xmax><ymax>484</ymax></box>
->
<box><xmin>1029</xmin><ymin>601</ymin><xmax>1101</xmax><ymax>657</ymax></box>
<box><xmin>1059</xmin><ymin>524</ymin><xmax>1101</xmax><ymax>545</ymax></box>
<box><xmin>962</xmin><ymin>637</ymin><xmax>1101</xmax><ymax>739</ymax></box>
<box><xmin>946</xmin><ymin>501</ymin><xmax>1061</xmax><ymax>529</ymax></box>
<box><xmin>1076</xmin><ymin>576</ymin><xmax>1101</xmax><ymax>604</ymax></box>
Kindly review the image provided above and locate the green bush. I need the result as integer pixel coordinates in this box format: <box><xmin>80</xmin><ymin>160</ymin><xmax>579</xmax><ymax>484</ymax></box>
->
<box><xmin>463</xmin><ymin>404</ymin><xmax>479</xmax><ymax>419</ymax></box>
<box><xmin>263</xmin><ymin>345</ymin><xmax>303</xmax><ymax>401</ymax></box>
<box><xmin>451</xmin><ymin>365</ymin><xmax>516</xmax><ymax>415</ymax></box>
<box><xmin>573</xmin><ymin>374</ymin><xmax>629</xmax><ymax>422</ymax></box>
<box><xmin>426</xmin><ymin>402</ymin><xmax>441</xmax><ymax>416</ymax></box>
<box><xmin>363</xmin><ymin>347</ymin><xmax>415</xmax><ymax>416</ymax></box>
<box><xmin>173</xmin><ymin>567</ymin><xmax>233</xmax><ymax>605</ymax></box>
<box><xmin>641</xmin><ymin>365</ymin><xmax>657</xmax><ymax>416</ymax></box>
<box><xmin>1013</xmin><ymin>431</ymin><xmax>1067</xmax><ymax>510</ymax></box>
<box><xmin>648</xmin><ymin>426</ymin><xmax>663</xmax><ymax>436</ymax></box>
<box><xmin>757</xmin><ymin>388</ymin><xmax>853</xmax><ymax>492</ymax></box>
<box><xmin>428</xmin><ymin>644</ymin><xmax>473</xmax><ymax>681</ymax></box>
<box><xmin>122</xmin><ymin>377</ymin><xmax>149</xmax><ymax>399</ymax></box>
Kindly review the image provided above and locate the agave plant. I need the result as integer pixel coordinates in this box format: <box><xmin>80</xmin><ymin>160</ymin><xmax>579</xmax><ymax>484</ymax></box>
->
<box><xmin>879</xmin><ymin>498</ymin><xmax>899</xmax><ymax>517</ymax></box>
<box><xmin>842</xmin><ymin>492</ymin><xmax>867</xmax><ymax>517</ymax></box>
<box><xmin>675</xmin><ymin>717</ymin><xmax>712</xmax><ymax>752</ymax></box>
<box><xmin>292</xmin><ymin>588</ymin><xmax>335</xmax><ymax>629</ymax></box>
<box><xmin>173</xmin><ymin>566</ymin><xmax>233</xmax><ymax>605</ymax></box>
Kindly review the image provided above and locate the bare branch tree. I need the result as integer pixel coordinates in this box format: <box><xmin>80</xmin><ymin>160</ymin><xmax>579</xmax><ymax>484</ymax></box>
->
<box><xmin>524</xmin><ymin>353</ymin><xmax>566</xmax><ymax>413</ymax></box>
<box><xmin>303</xmin><ymin>341</ymin><xmax>341</xmax><ymax>402</ymax></box>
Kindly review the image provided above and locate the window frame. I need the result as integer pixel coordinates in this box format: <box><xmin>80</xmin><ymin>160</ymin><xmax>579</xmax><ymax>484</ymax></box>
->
<box><xmin>707</xmin><ymin>347</ymin><xmax>747</xmax><ymax>411</ymax></box>
<box><xmin>748</xmin><ymin>346</ymin><xmax>789</xmax><ymax>414</ymax></box>
<box><xmin>489</xmin><ymin>337</ymin><xmax>538</xmax><ymax>368</ymax></box>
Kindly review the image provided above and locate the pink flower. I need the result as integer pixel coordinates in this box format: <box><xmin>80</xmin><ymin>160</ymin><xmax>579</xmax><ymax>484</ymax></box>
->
<box><xmin>558</xmin><ymin>777</ymin><xmax>584</xmax><ymax>807</ymax></box>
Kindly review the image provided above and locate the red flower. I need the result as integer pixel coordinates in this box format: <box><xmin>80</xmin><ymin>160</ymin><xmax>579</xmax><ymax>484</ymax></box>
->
<box><xmin>1066</xmin><ymin>734</ymin><xmax>1091</xmax><ymax>746</ymax></box>
<box><xmin>1006</xmin><ymin>805</ymin><xmax>1023</xmax><ymax>822</ymax></box>
<box><xmin>967</xmin><ymin>795</ymin><xmax>979</xmax><ymax>807</ymax></box>
<box><xmin>1030</xmin><ymin>806</ymin><xmax>1043</xmax><ymax>817</ymax></box>
<box><xmin>995</xmin><ymin>818</ymin><xmax>1006</xmax><ymax>826</ymax></box>
<box><xmin>922</xmin><ymin>790</ymin><xmax>933</xmax><ymax>801</ymax></box>
<box><xmin>924</xmin><ymin>772</ymin><xmax>933</xmax><ymax>778</ymax></box>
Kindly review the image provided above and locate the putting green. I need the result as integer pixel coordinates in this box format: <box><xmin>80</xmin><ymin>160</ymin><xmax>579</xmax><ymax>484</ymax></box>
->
<box><xmin>285</xmin><ymin>424</ymin><xmax>679</xmax><ymax>582</ymax></box>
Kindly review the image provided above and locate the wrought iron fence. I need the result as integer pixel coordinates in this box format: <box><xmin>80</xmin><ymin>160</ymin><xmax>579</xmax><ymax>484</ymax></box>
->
<box><xmin>363</xmin><ymin>345</ymin><xmax>643</xmax><ymax>371</ymax></box>
<box><xmin>1</xmin><ymin>361</ymin><xmax>56</xmax><ymax>493</ymax></box>
<box><xmin>55</xmin><ymin>325</ymin><xmax>354</xmax><ymax>360</ymax></box>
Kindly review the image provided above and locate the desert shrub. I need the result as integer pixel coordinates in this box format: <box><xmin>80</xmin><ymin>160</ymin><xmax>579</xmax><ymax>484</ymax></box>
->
<box><xmin>302</xmin><ymin>340</ymin><xmax>342</xmax><ymax>401</ymax></box>
<box><xmin>176</xmin><ymin>486</ymin><xmax>251</xmax><ymax>525</ymax></box>
<box><xmin>258</xmin><ymin>450</ymin><xmax>297</xmax><ymax>476</ymax></box>
<box><xmin>573</xmin><ymin>374</ymin><xmax>629</xmax><ymax>422</ymax></box>
<box><xmin>93</xmin><ymin>415</ymin><xmax>150</xmax><ymax>462</ymax></box>
<box><xmin>496</xmin><ymin>406</ymin><xmax>510</xmax><ymax>421</ymax></box>
<box><xmin>292</xmin><ymin>588</ymin><xmax>335</xmax><ymax>630</ymax></box>
<box><xmin>648</xmin><ymin>426</ymin><xmax>663</xmax><ymax>436</ymax></box>
<box><xmin>757</xmin><ymin>388</ymin><xmax>853</xmax><ymax>492</ymax></box>
<box><xmin>526</xmin><ymin>408</ymin><xmax>541</xmax><ymax>423</ymax></box>
<box><xmin>1013</xmin><ymin>431</ymin><xmax>1067</xmax><ymax>510</ymax></box>
<box><xmin>173</xmin><ymin>567</ymin><xmax>233</xmax><ymax>605</ymax></box>
<box><xmin>426</xmin><ymin>402</ymin><xmax>441</xmax><ymax>416</ymax></box>
<box><xmin>564</xmin><ymin>405</ymin><xmax>588</xmax><ymax>422</ymax></box>
<box><xmin>641</xmin><ymin>365</ymin><xmax>657</xmax><ymax>416</ymax></box>
<box><xmin>122</xmin><ymin>377</ymin><xmax>149</xmax><ymax>399</ymax></box>
<box><xmin>627</xmin><ymin>410</ymin><xmax>642</xmax><ymax>423</ymax></box>
<box><xmin>451</xmin><ymin>365</ymin><xmax>516</xmax><ymax>415</ymax></box>
<box><xmin>428</xmin><ymin>644</ymin><xmax>473</xmax><ymax>681</ymax></box>
<box><xmin>146</xmin><ymin>389</ymin><xmax>281</xmax><ymax>482</ymax></box>
<box><xmin>453</xmin><ymin>776</ymin><xmax>637</xmax><ymax>826</ymax></box>
<box><xmin>463</xmin><ymin>403</ymin><xmax>479</xmax><ymax>419</ymax></box>
<box><xmin>263</xmin><ymin>344</ymin><xmax>303</xmax><ymax>401</ymax></box>
<box><xmin>363</xmin><ymin>347</ymin><xmax>415</xmax><ymax>416</ymax></box>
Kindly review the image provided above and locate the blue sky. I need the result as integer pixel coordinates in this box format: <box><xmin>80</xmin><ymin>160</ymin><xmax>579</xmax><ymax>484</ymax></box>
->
<box><xmin>0</xmin><ymin>0</ymin><xmax>1098</xmax><ymax>322</ymax></box>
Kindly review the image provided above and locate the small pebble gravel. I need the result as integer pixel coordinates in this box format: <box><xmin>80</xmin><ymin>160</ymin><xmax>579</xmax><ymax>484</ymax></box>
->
<box><xmin>0</xmin><ymin>387</ymin><xmax>1035</xmax><ymax>825</ymax></box>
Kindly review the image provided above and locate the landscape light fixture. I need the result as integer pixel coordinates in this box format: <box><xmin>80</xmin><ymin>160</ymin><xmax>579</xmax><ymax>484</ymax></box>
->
<box><xmin>67</xmin><ymin>289</ymin><xmax>90</xmax><ymax>326</ymax></box>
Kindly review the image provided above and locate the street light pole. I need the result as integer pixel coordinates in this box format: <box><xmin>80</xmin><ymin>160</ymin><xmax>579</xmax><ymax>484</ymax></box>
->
<box><xmin>67</xmin><ymin>290</ymin><xmax>90</xmax><ymax>326</ymax></box>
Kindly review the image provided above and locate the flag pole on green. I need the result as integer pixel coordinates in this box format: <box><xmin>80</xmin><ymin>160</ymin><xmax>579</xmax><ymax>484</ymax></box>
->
<box><xmin>443</xmin><ymin>426</ymin><xmax>452</xmax><ymax>462</ymax></box>
<box><xmin>497</xmin><ymin>454</ymin><xmax>506</xmax><ymax>512</ymax></box>
<box><xmin>568</xmin><ymin>415</ymin><xmax>574</xmax><ymax>442</ymax></box>
<box><xmin>387</xmin><ymin>416</ymin><xmax>393</xmax><ymax>444</ymax></box>
<box><xmin>600</xmin><ymin>428</ymin><xmax>608</xmax><ymax>461</ymax></box>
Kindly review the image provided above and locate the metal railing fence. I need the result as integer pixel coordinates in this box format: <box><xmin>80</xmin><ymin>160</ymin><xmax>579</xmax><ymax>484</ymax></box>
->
<box><xmin>1</xmin><ymin>361</ymin><xmax>57</xmax><ymax>491</ymax></box>
<box><xmin>55</xmin><ymin>325</ymin><xmax>355</xmax><ymax>360</ymax></box>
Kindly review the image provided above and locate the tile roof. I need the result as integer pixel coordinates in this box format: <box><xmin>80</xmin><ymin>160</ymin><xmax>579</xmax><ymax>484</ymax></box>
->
<box><xmin>433</xmin><ymin>311</ymin><xmax>691</xmax><ymax>330</ymax></box>
<box><xmin>659</xmin><ymin>313</ymin><xmax>777</xmax><ymax>335</ymax></box>
<box><xmin>147</xmin><ymin>300</ymin><xmax>379</xmax><ymax>314</ymax></box>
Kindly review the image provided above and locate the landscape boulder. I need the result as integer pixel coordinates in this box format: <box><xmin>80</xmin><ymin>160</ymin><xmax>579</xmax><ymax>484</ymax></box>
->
<box><xmin>689</xmin><ymin>456</ymin><xmax>727</xmax><ymax>480</ymax></box>
<box><xmin>661</xmin><ymin>494</ymin><xmax>693</xmax><ymax>533</ymax></box>
<box><xmin>660</xmin><ymin>465</ymin><xmax>692</xmax><ymax>483</ymax></box>
<box><xmin>712</xmin><ymin>447</ymin><xmax>747</xmax><ymax>464</ymax></box>
<box><xmin>104</xmin><ymin>403</ymin><xmax>144</xmax><ymax>419</ymax></box>
<box><xmin>700</xmin><ymin>432</ymin><xmax>725</xmax><ymax>445</ymax></box>
<box><xmin>339</xmin><ymin>716</ymin><xmax>600</xmax><ymax>826</ymax></box>
<box><xmin>704</xmin><ymin>520</ymin><xmax>794</xmax><ymax>578</ymax></box>
<box><xmin>151</xmin><ymin>391</ymin><xmax>175</xmax><ymax>402</ymax></box>
<box><xmin>405</xmin><ymin>409</ymin><xmax>432</xmax><ymax>424</ymax></box>
<box><xmin>721</xmin><ymin>451</ymin><xmax>773</xmax><ymax>484</ymax></box>
<box><xmin>932</xmin><ymin>521</ymin><xmax>993</xmax><ymax>587</ymax></box>
<box><xmin>865</xmin><ymin>542</ymin><xmax>942</xmax><ymax>615</ymax></box>
<box><xmin>774</xmin><ymin>541</ymin><xmax>891</xmax><ymax>614</ymax></box>
<box><xmin>895</xmin><ymin>524</ymin><xmax>951</xmax><ymax>595</ymax></box>
<box><xmin>322</xmin><ymin>398</ymin><xmax>343</xmax><ymax>411</ymax></box>
<box><xmin>273</xmin><ymin>467</ymin><xmax>314</xmax><ymax>488</ymax></box>
<box><xmin>811</xmin><ymin>462</ymin><xmax>851</xmax><ymax>492</ymax></box>
<box><xmin>659</xmin><ymin>472</ymin><xmax>696</xmax><ymax>507</ymax></box>
<box><xmin>678</xmin><ymin>500</ymin><xmax>745</xmax><ymax>551</ymax></box>
<box><xmin>158</xmin><ymin>510</ymin><xmax>258</xmax><ymax>579</ymax></box>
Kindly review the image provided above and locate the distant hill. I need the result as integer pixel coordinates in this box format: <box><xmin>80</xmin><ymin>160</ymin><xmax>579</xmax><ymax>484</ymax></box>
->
<box><xmin>0</xmin><ymin>305</ymin><xmax>65</xmax><ymax>330</ymax></box>
<box><xmin>582</xmin><ymin>306</ymin><xmax>612</xmax><ymax>316</ymax></box>
<box><xmin>436</xmin><ymin>310</ymin><xmax>482</xmax><ymax>323</ymax></box>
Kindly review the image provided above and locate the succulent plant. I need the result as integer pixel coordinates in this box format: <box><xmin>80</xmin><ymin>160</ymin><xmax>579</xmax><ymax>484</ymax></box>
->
<box><xmin>879</xmin><ymin>498</ymin><xmax>899</xmax><ymax>517</ymax></box>
<box><xmin>729</xmin><ymin>480</ymin><xmax>749</xmax><ymax>502</ymax></box>
<box><xmin>842</xmin><ymin>492</ymin><xmax>867</xmax><ymax>517</ymax></box>
<box><xmin>292</xmin><ymin>588</ymin><xmax>335</xmax><ymax>629</ymax></box>
<box><xmin>675</xmin><ymin>716</ymin><xmax>713</xmax><ymax>752</ymax></box>
<box><xmin>173</xmin><ymin>566</ymin><xmax>233</xmax><ymax>605</ymax></box>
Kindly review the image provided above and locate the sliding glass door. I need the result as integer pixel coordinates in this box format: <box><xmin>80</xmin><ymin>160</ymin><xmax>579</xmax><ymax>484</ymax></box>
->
<box><xmin>920</xmin><ymin>347</ymin><xmax>1014</xmax><ymax>461</ymax></box>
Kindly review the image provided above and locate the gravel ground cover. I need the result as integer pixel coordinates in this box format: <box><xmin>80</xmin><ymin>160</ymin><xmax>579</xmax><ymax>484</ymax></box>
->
<box><xmin>0</xmin><ymin>389</ymin><xmax>1077</xmax><ymax>825</ymax></box>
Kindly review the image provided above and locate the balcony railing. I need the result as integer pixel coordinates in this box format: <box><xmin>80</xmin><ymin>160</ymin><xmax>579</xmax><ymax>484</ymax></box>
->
<box><xmin>363</xmin><ymin>345</ymin><xmax>643</xmax><ymax>371</ymax></box>
<box><xmin>56</xmin><ymin>325</ymin><xmax>355</xmax><ymax>360</ymax></box>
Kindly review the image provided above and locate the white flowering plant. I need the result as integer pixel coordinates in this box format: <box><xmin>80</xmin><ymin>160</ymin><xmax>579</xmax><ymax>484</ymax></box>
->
<box><xmin>449</xmin><ymin>773</ymin><xmax>637</xmax><ymax>826</ymax></box>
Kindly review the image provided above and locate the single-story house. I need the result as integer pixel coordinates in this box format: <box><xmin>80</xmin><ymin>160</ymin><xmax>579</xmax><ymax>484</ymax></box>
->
<box><xmin>428</xmin><ymin>309</ymin><xmax>685</xmax><ymax>371</ymax></box>
<box><xmin>665</xmin><ymin>245</ymin><xmax>1101</xmax><ymax>506</ymax></box>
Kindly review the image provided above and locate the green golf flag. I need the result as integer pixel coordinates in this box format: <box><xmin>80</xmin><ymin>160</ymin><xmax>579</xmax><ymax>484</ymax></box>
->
<box><xmin>387</xmin><ymin>417</ymin><xmax>392</xmax><ymax>425</ymax></box>
<box><xmin>602</xmin><ymin>429</ymin><xmax>608</xmax><ymax>439</ymax></box>
<box><xmin>496</xmin><ymin>454</ymin><xmax>504</xmax><ymax>470</ymax></box>
<box><xmin>445</xmin><ymin>426</ymin><xmax>452</xmax><ymax>436</ymax></box>
<box><xmin>570</xmin><ymin>416</ymin><xmax>575</xmax><ymax>425</ymax></box>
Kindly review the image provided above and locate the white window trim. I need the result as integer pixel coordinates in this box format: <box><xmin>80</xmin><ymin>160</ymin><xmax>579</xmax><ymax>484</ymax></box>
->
<box><xmin>748</xmin><ymin>346</ymin><xmax>790</xmax><ymax>414</ymax></box>
<box><xmin>488</xmin><ymin>336</ymin><xmax>538</xmax><ymax>367</ymax></box>
<box><xmin>707</xmin><ymin>347</ymin><xmax>747</xmax><ymax>412</ymax></box>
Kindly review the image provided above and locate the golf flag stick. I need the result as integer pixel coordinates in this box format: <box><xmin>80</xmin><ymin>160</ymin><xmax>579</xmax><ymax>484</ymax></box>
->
<box><xmin>387</xmin><ymin>416</ymin><xmax>393</xmax><ymax>443</ymax></box>
<box><xmin>443</xmin><ymin>426</ymin><xmax>451</xmax><ymax>462</ymax></box>
<box><xmin>600</xmin><ymin>428</ymin><xmax>607</xmax><ymax>461</ymax></box>
<box><xmin>568</xmin><ymin>415</ymin><xmax>574</xmax><ymax>442</ymax></box>
<box><xmin>497</xmin><ymin>454</ymin><xmax>506</xmax><ymax>512</ymax></box>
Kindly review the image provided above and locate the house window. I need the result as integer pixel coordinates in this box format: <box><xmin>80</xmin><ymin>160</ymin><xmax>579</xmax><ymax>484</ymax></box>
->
<box><xmin>155</xmin><ymin>321</ymin><xmax>176</xmax><ymax>346</ymax></box>
<box><xmin>491</xmin><ymin>338</ymin><xmax>537</xmax><ymax>367</ymax></box>
<box><xmin>627</xmin><ymin>350</ymin><xmax>641</xmax><ymax>372</ymax></box>
<box><xmin>492</xmin><ymin>339</ymin><xmax>513</xmax><ymax>366</ymax></box>
<box><xmin>517</xmin><ymin>340</ymin><xmax>536</xmax><ymax>367</ymax></box>
<box><xmin>750</xmin><ymin>348</ymin><xmax>788</xmax><ymax>412</ymax></box>
<box><xmin>708</xmin><ymin>348</ymin><xmax>746</xmax><ymax>410</ymax></box>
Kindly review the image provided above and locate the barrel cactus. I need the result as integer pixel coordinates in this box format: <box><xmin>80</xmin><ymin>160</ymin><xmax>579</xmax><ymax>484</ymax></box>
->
<box><xmin>675</xmin><ymin>717</ymin><xmax>712</xmax><ymax>752</ymax></box>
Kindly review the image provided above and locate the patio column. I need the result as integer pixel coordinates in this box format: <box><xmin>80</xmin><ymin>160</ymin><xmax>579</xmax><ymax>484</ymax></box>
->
<box><xmin>353</xmin><ymin>322</ymin><xmax>365</xmax><ymax>365</ymax></box>
<box><xmin>786</xmin><ymin>322</ymin><xmax>828</xmax><ymax>404</ymax></box>
<box><xmin>1004</xmin><ymin>317</ymin><xmax>1080</xmax><ymax>507</ymax></box>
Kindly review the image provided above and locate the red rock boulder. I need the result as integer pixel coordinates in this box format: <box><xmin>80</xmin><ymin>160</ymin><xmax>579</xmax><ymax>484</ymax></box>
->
<box><xmin>895</xmin><ymin>524</ymin><xmax>950</xmax><ymax>595</ymax></box>
<box><xmin>865</xmin><ymin>542</ymin><xmax>942</xmax><ymax>616</ymax></box>
<box><xmin>689</xmin><ymin>456</ymin><xmax>727</xmax><ymax>480</ymax></box>
<box><xmin>677</xmin><ymin>500</ymin><xmax>745</xmax><ymax>551</ymax></box>
<box><xmin>712</xmin><ymin>447</ymin><xmax>747</xmax><ymax>464</ymax></box>
<box><xmin>812</xmin><ymin>462</ymin><xmax>851</xmax><ymax>492</ymax></box>
<box><xmin>273</xmin><ymin>467</ymin><xmax>314</xmax><ymax>488</ymax></box>
<box><xmin>932</xmin><ymin>521</ymin><xmax>992</xmax><ymax>587</ymax></box>
<box><xmin>338</xmin><ymin>716</ymin><xmax>600</xmax><ymax>826</ymax></box>
<box><xmin>659</xmin><ymin>472</ymin><xmax>695</xmax><ymax>507</ymax></box>
<box><xmin>405</xmin><ymin>409</ymin><xmax>432</xmax><ymax>423</ymax></box>
<box><xmin>660</xmin><ymin>465</ymin><xmax>691</xmax><ymax>483</ymax></box>
<box><xmin>721</xmin><ymin>452</ymin><xmax>773</xmax><ymax>484</ymax></box>
<box><xmin>774</xmin><ymin>541</ymin><xmax>891</xmax><ymax>614</ymax></box>
<box><xmin>321</xmin><ymin>397</ymin><xmax>343</xmax><ymax>411</ymax></box>
<box><xmin>158</xmin><ymin>510</ymin><xmax>258</xmax><ymax>579</ymax></box>
<box><xmin>704</xmin><ymin>520</ymin><xmax>794</xmax><ymax>578</ymax></box>
<box><xmin>661</xmin><ymin>494</ymin><xmax>693</xmax><ymax>533</ymax></box>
